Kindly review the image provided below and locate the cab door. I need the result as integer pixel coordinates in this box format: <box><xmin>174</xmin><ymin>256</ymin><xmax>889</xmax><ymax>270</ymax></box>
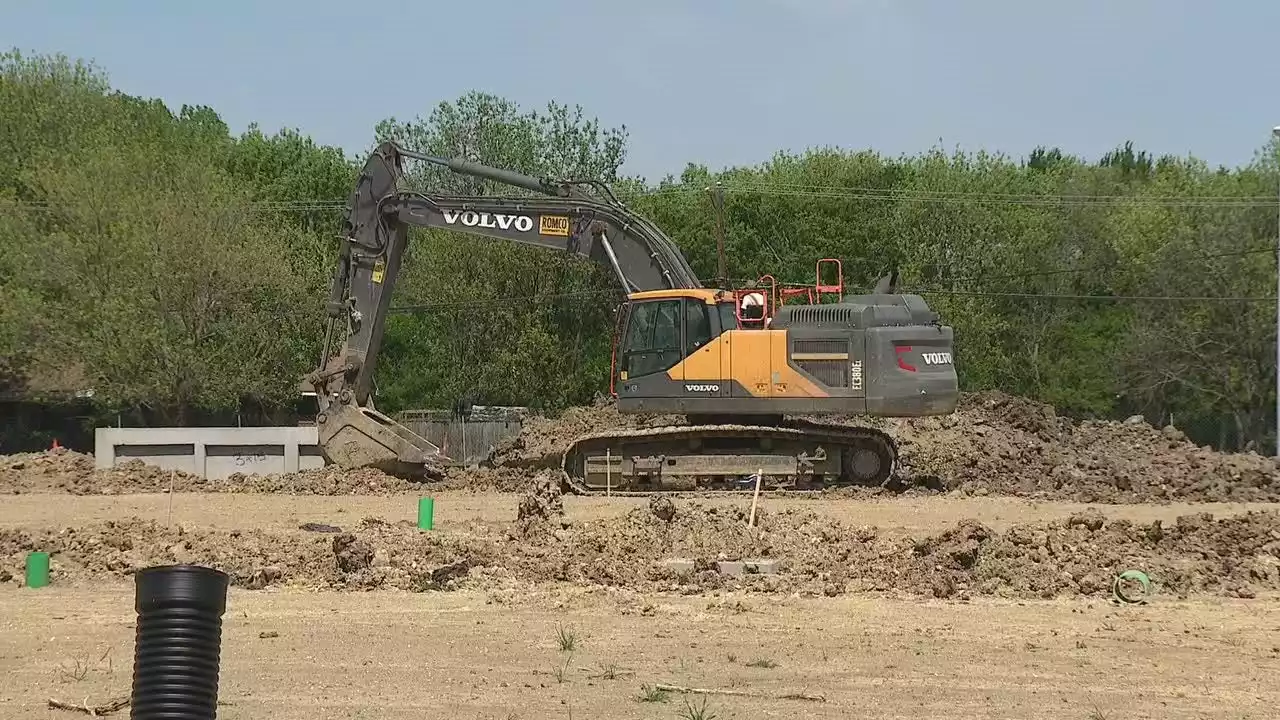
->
<box><xmin>680</xmin><ymin>298</ymin><xmax>724</xmax><ymax>396</ymax></box>
<box><xmin>616</xmin><ymin>298</ymin><xmax>684</xmax><ymax>398</ymax></box>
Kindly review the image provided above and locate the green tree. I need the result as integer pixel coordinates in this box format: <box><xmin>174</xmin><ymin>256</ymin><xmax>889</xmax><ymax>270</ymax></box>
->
<box><xmin>366</xmin><ymin>92</ymin><xmax>630</xmax><ymax>412</ymax></box>
<box><xmin>3</xmin><ymin>47</ymin><xmax>1278</xmax><ymax>452</ymax></box>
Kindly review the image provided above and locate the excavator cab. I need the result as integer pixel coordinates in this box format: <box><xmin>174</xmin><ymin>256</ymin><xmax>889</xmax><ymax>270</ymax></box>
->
<box><xmin>610</xmin><ymin>289</ymin><xmax>729</xmax><ymax>398</ymax></box>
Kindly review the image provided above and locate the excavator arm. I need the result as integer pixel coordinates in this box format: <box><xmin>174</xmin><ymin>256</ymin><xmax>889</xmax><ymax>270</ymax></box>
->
<box><xmin>306</xmin><ymin>142</ymin><xmax>700</xmax><ymax>477</ymax></box>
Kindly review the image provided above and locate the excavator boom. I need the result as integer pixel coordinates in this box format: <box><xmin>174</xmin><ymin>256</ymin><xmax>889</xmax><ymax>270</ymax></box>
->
<box><xmin>308</xmin><ymin>142</ymin><xmax>701</xmax><ymax>477</ymax></box>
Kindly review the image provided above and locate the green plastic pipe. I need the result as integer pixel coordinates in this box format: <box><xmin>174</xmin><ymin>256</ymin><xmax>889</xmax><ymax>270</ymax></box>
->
<box><xmin>418</xmin><ymin>497</ymin><xmax>435</xmax><ymax>531</ymax></box>
<box><xmin>1113</xmin><ymin>569</ymin><xmax>1152</xmax><ymax>604</ymax></box>
<box><xmin>25</xmin><ymin>551</ymin><xmax>50</xmax><ymax>588</ymax></box>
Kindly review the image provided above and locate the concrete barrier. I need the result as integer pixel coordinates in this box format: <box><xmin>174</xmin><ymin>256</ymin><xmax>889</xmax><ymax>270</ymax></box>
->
<box><xmin>94</xmin><ymin>406</ymin><xmax>528</xmax><ymax>477</ymax></box>
<box><xmin>94</xmin><ymin>426</ymin><xmax>326</xmax><ymax>480</ymax></box>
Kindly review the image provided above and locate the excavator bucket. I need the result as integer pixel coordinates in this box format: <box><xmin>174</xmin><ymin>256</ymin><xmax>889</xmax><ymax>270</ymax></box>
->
<box><xmin>317</xmin><ymin>404</ymin><xmax>448</xmax><ymax>479</ymax></box>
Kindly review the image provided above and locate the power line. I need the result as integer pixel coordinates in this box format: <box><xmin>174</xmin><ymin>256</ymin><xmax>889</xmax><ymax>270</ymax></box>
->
<box><xmin>685</xmin><ymin>179</ymin><xmax>1280</xmax><ymax>203</ymax></box>
<box><xmin>685</xmin><ymin>185</ymin><xmax>1277</xmax><ymax>207</ymax></box>
<box><xmin>385</xmin><ymin>283</ymin><xmax>1277</xmax><ymax>314</ymax></box>
<box><xmin>7</xmin><ymin>192</ymin><xmax>1273</xmax><ymax>302</ymax></box>
<box><xmin>5</xmin><ymin>183</ymin><xmax>1280</xmax><ymax>208</ymax></box>
<box><xmin>940</xmin><ymin>244</ymin><xmax>1278</xmax><ymax>286</ymax></box>
<box><xmin>388</xmin><ymin>288</ymin><xmax>619</xmax><ymax>314</ymax></box>
<box><xmin>909</xmin><ymin>288</ymin><xmax>1276</xmax><ymax>302</ymax></box>
<box><xmin>381</xmin><ymin>239</ymin><xmax>1279</xmax><ymax>313</ymax></box>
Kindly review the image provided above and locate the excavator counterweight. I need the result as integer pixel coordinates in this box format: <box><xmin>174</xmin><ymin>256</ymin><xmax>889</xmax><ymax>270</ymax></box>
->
<box><xmin>307</xmin><ymin>142</ymin><xmax>960</xmax><ymax>491</ymax></box>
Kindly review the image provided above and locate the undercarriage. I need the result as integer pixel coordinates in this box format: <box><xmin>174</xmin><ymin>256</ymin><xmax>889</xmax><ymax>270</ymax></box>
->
<box><xmin>560</xmin><ymin>418</ymin><xmax>897</xmax><ymax>495</ymax></box>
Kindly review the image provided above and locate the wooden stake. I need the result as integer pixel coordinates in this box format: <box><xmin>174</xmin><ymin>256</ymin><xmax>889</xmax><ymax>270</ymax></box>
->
<box><xmin>47</xmin><ymin>695</ymin><xmax>129</xmax><ymax>715</ymax></box>
<box><xmin>654</xmin><ymin>683</ymin><xmax>825</xmax><ymax>703</ymax></box>
<box><xmin>166</xmin><ymin>469</ymin><xmax>175</xmax><ymax>526</ymax></box>
<box><xmin>748</xmin><ymin>468</ymin><xmax>763</xmax><ymax>527</ymax></box>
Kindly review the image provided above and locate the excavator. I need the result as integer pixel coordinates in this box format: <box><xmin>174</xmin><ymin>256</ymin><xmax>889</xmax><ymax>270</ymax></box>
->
<box><xmin>305</xmin><ymin>141</ymin><xmax>959</xmax><ymax>494</ymax></box>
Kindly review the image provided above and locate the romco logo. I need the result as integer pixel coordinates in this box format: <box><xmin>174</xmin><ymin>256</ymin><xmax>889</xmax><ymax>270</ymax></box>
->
<box><xmin>442</xmin><ymin>209</ymin><xmax>534</xmax><ymax>232</ymax></box>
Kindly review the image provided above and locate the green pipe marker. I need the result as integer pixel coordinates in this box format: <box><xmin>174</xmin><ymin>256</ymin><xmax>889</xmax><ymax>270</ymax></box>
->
<box><xmin>25</xmin><ymin>551</ymin><xmax>50</xmax><ymax>588</ymax></box>
<box><xmin>1113</xmin><ymin>569</ymin><xmax>1152</xmax><ymax>604</ymax></box>
<box><xmin>417</xmin><ymin>497</ymin><xmax>435</xmax><ymax>531</ymax></box>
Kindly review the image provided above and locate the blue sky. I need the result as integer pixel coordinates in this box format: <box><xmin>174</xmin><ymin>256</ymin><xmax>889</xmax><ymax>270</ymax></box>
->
<box><xmin>5</xmin><ymin>1</ymin><xmax>1279</xmax><ymax>181</ymax></box>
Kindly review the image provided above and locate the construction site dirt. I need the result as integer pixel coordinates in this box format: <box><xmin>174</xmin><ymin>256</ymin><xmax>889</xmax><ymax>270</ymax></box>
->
<box><xmin>2</xmin><ymin>391</ymin><xmax>1279</xmax><ymax>719</ymax></box>
<box><xmin>9</xmin><ymin>391</ymin><xmax>1274</xmax><ymax>502</ymax></box>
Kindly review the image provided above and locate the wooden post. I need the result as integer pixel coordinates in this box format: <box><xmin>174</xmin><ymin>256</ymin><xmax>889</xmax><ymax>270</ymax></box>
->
<box><xmin>748</xmin><ymin>468</ymin><xmax>763</xmax><ymax>527</ymax></box>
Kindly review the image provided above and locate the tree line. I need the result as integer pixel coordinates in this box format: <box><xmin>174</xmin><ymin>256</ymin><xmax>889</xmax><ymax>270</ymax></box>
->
<box><xmin>1</xmin><ymin>49</ymin><xmax>1277</xmax><ymax>452</ymax></box>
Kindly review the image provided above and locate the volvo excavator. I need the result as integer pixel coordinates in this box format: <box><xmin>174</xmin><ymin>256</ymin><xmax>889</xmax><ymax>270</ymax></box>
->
<box><xmin>305</xmin><ymin>141</ymin><xmax>960</xmax><ymax>494</ymax></box>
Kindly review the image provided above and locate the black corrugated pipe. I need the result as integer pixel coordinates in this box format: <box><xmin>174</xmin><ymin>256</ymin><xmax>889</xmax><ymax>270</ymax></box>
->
<box><xmin>130</xmin><ymin>564</ymin><xmax>229</xmax><ymax>720</ymax></box>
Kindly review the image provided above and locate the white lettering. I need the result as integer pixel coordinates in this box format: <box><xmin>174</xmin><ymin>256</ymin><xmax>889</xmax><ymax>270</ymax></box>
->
<box><xmin>684</xmin><ymin>383</ymin><xmax>720</xmax><ymax>393</ymax></box>
<box><xmin>442</xmin><ymin>209</ymin><xmax>534</xmax><ymax>233</ymax></box>
<box><xmin>922</xmin><ymin>352</ymin><xmax>953</xmax><ymax>365</ymax></box>
<box><xmin>850</xmin><ymin>360</ymin><xmax>864</xmax><ymax>390</ymax></box>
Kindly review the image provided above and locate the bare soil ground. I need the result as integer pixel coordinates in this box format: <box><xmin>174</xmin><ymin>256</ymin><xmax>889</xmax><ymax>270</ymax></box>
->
<box><xmin>1</xmin><ymin>391</ymin><xmax>1279</xmax><ymax>717</ymax></box>
<box><xmin>0</xmin><ymin>491</ymin><xmax>1273</xmax><ymax>537</ymax></box>
<box><xmin>2</xmin><ymin>586</ymin><xmax>1278</xmax><ymax>720</ymax></box>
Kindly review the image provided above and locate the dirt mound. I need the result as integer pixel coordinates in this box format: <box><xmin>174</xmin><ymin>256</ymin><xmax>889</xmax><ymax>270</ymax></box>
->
<box><xmin>8</xmin><ymin>388</ymin><xmax>1276</xmax><ymax>504</ymax></box>
<box><xmin>432</xmin><ymin>466</ymin><xmax>539</xmax><ymax>493</ymax></box>
<box><xmin>0</xmin><ymin>449</ymin><xmax>212</xmax><ymax>494</ymax></box>
<box><xmin>888</xmin><ymin>391</ymin><xmax>1280</xmax><ymax>503</ymax></box>
<box><xmin>1</xmin><ymin>449</ymin><xmax>96</xmax><ymax>493</ymax></box>
<box><xmin>216</xmin><ymin>467</ymin><xmax>417</xmax><ymax>495</ymax></box>
<box><xmin>0</xmin><ymin>516</ymin><xmax>499</xmax><ymax>591</ymax></box>
<box><xmin>903</xmin><ymin>508</ymin><xmax>1280</xmax><ymax>600</ymax></box>
<box><xmin>516</xmin><ymin>472</ymin><xmax>565</xmax><ymax>523</ymax></box>
<box><xmin>0</xmin><ymin>450</ymin><xmax>424</xmax><ymax>496</ymax></box>
<box><xmin>483</xmin><ymin>391</ymin><xmax>1279</xmax><ymax>504</ymax></box>
<box><xmin>0</xmin><ymin>448</ymin><xmax>544</xmax><ymax>497</ymax></box>
<box><xmin>489</xmin><ymin>402</ymin><xmax>679</xmax><ymax>469</ymax></box>
<box><xmin>3</xmin><ymin>499</ymin><xmax>1277</xmax><ymax>599</ymax></box>
<box><xmin>517</xmin><ymin>502</ymin><xmax>1280</xmax><ymax>599</ymax></box>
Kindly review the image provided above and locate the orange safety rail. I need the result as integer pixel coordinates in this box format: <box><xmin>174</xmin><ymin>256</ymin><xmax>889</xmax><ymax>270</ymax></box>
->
<box><xmin>815</xmin><ymin>258</ymin><xmax>843</xmax><ymax>301</ymax></box>
<box><xmin>734</xmin><ymin>274</ymin><xmax>776</xmax><ymax>328</ymax></box>
<box><xmin>730</xmin><ymin>258</ymin><xmax>846</xmax><ymax>326</ymax></box>
<box><xmin>759</xmin><ymin>274</ymin><xmax>778</xmax><ymax>312</ymax></box>
<box><xmin>777</xmin><ymin>285</ymin><xmax>815</xmax><ymax>306</ymax></box>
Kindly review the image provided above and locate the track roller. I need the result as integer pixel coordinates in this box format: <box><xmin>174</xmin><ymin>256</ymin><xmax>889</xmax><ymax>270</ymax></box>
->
<box><xmin>560</xmin><ymin>420</ymin><xmax>897</xmax><ymax>495</ymax></box>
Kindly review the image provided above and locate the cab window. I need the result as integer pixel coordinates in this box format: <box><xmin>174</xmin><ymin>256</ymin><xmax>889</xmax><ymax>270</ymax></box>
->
<box><xmin>685</xmin><ymin>300</ymin><xmax>712</xmax><ymax>354</ymax></box>
<box><xmin>621</xmin><ymin>299</ymin><xmax>683</xmax><ymax>377</ymax></box>
<box><xmin>717</xmin><ymin>302</ymin><xmax>739</xmax><ymax>333</ymax></box>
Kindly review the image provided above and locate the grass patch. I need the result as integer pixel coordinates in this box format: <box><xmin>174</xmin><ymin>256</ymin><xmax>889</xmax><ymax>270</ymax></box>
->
<box><xmin>637</xmin><ymin>684</ymin><xmax>670</xmax><ymax>703</ymax></box>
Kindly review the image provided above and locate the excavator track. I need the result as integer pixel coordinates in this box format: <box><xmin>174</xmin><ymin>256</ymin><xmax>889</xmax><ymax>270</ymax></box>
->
<box><xmin>559</xmin><ymin>419</ymin><xmax>897</xmax><ymax>495</ymax></box>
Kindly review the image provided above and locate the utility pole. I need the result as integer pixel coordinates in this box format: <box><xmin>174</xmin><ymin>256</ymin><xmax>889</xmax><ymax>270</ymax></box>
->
<box><xmin>709</xmin><ymin>182</ymin><xmax>728</xmax><ymax>289</ymax></box>
<box><xmin>1274</xmin><ymin>127</ymin><xmax>1280</xmax><ymax>456</ymax></box>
